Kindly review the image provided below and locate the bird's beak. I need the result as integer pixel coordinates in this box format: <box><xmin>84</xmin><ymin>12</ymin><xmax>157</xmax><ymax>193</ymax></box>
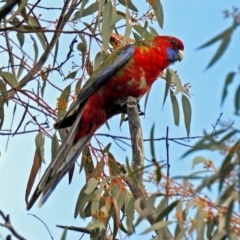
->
<box><xmin>178</xmin><ymin>50</ymin><xmax>184</xmax><ymax>61</ymax></box>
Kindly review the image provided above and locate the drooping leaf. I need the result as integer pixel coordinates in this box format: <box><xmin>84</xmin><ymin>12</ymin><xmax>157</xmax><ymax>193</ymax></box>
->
<box><xmin>0</xmin><ymin>80</ymin><xmax>8</xmax><ymax>100</ymax></box>
<box><xmin>0</xmin><ymin>71</ymin><xmax>19</xmax><ymax>88</ymax></box>
<box><xmin>221</xmin><ymin>72</ymin><xmax>235</xmax><ymax>106</ymax></box>
<box><xmin>94</xmin><ymin>51</ymin><xmax>108</xmax><ymax>70</ymax></box>
<box><xmin>155</xmin><ymin>200</ymin><xmax>179</xmax><ymax>223</ymax></box>
<box><xmin>162</xmin><ymin>69</ymin><xmax>171</xmax><ymax>108</ymax></box>
<box><xmin>57</xmin><ymin>84</ymin><xmax>71</xmax><ymax>121</ymax></box>
<box><xmin>102</xmin><ymin>143</ymin><xmax>111</xmax><ymax>154</ymax></box>
<box><xmin>234</xmin><ymin>84</ymin><xmax>240</xmax><ymax>114</ymax></box>
<box><xmin>51</xmin><ymin>133</ymin><xmax>59</xmax><ymax>161</ymax></box>
<box><xmin>118</xmin><ymin>0</ymin><xmax>138</xmax><ymax>12</ymax></box>
<box><xmin>149</xmin><ymin>26</ymin><xmax>158</xmax><ymax>36</ymax></box>
<box><xmin>122</xmin><ymin>6</ymin><xmax>132</xmax><ymax>42</ymax></box>
<box><xmin>35</xmin><ymin>132</ymin><xmax>45</xmax><ymax>163</ymax></box>
<box><xmin>206</xmin><ymin>37</ymin><xmax>231</xmax><ymax>69</ymax></box>
<box><xmin>108</xmin><ymin>152</ymin><xmax>120</xmax><ymax>176</ymax></box>
<box><xmin>72</xmin><ymin>0</ymin><xmax>89</xmax><ymax>21</ymax></box>
<box><xmin>17</xmin><ymin>56</ymin><xmax>25</xmax><ymax>79</ymax></box>
<box><xmin>151</xmin><ymin>0</ymin><xmax>164</xmax><ymax>28</ymax></box>
<box><xmin>150</xmin><ymin>124</ymin><xmax>156</xmax><ymax>159</ymax></box>
<box><xmin>27</xmin><ymin>16</ymin><xmax>48</xmax><ymax>50</ymax></box>
<box><xmin>195</xmin><ymin>210</ymin><xmax>205</xmax><ymax>240</ymax></box>
<box><xmin>30</xmin><ymin>35</ymin><xmax>39</xmax><ymax>63</ymax></box>
<box><xmin>181</xmin><ymin>94</ymin><xmax>191</xmax><ymax>137</ymax></box>
<box><xmin>141</xmin><ymin>221</ymin><xmax>171</xmax><ymax>234</ymax></box>
<box><xmin>133</xmin><ymin>23</ymin><xmax>152</xmax><ymax>40</ymax></box>
<box><xmin>25</xmin><ymin>149</ymin><xmax>41</xmax><ymax>205</ymax></box>
<box><xmin>0</xmin><ymin>99</ymin><xmax>4</xmax><ymax>129</ymax></box>
<box><xmin>102</xmin><ymin>1</ymin><xmax>113</xmax><ymax>53</ymax></box>
<box><xmin>60</xmin><ymin>228</ymin><xmax>67</xmax><ymax>240</ymax></box>
<box><xmin>17</xmin><ymin>32</ymin><xmax>24</xmax><ymax>47</ymax></box>
<box><xmin>170</xmin><ymin>89</ymin><xmax>180</xmax><ymax>126</ymax></box>
<box><xmin>73</xmin><ymin>2</ymin><xmax>98</xmax><ymax>21</ymax></box>
<box><xmin>226</xmin><ymin>199</ymin><xmax>234</xmax><ymax>238</ymax></box>
<box><xmin>85</xmin><ymin>178</ymin><xmax>99</xmax><ymax>195</ymax></box>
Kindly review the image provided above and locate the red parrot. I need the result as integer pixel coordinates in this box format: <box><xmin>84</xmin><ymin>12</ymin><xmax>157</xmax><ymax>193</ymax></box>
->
<box><xmin>27</xmin><ymin>36</ymin><xmax>184</xmax><ymax>210</ymax></box>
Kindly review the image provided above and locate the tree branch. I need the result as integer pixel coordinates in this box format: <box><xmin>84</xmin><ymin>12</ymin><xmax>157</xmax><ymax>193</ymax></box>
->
<box><xmin>124</xmin><ymin>96</ymin><xmax>174</xmax><ymax>240</ymax></box>
<box><xmin>0</xmin><ymin>210</ymin><xmax>26</xmax><ymax>240</ymax></box>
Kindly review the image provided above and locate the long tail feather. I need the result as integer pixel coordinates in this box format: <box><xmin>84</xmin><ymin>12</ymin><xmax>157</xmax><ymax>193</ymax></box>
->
<box><xmin>27</xmin><ymin>111</ymin><xmax>91</xmax><ymax>210</ymax></box>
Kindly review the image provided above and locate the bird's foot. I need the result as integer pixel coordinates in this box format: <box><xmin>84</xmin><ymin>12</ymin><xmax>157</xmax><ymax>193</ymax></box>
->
<box><xmin>119</xmin><ymin>97</ymin><xmax>145</xmax><ymax>121</ymax></box>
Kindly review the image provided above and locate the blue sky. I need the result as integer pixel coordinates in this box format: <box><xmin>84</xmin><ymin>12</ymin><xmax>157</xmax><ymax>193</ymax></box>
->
<box><xmin>0</xmin><ymin>0</ymin><xmax>240</xmax><ymax>239</ymax></box>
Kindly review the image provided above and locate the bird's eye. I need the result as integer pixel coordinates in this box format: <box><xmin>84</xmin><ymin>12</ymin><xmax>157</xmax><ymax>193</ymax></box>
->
<box><xmin>170</xmin><ymin>39</ymin><xmax>177</xmax><ymax>46</ymax></box>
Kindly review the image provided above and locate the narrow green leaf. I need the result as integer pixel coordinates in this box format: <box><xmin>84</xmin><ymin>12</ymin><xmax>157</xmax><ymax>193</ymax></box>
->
<box><xmin>60</xmin><ymin>228</ymin><xmax>67</xmax><ymax>240</ymax></box>
<box><xmin>170</xmin><ymin>89</ymin><xmax>180</xmax><ymax>126</ymax></box>
<box><xmin>141</xmin><ymin>221</ymin><xmax>171</xmax><ymax>234</ymax></box>
<box><xmin>57</xmin><ymin>84</ymin><xmax>71</xmax><ymax>121</ymax></box>
<box><xmin>206</xmin><ymin>218</ymin><xmax>216</xmax><ymax>239</ymax></box>
<box><xmin>195</xmin><ymin>210</ymin><xmax>205</xmax><ymax>240</ymax></box>
<box><xmin>108</xmin><ymin>152</ymin><xmax>120</xmax><ymax>176</ymax></box>
<box><xmin>72</xmin><ymin>2</ymin><xmax>98</xmax><ymax>21</ymax></box>
<box><xmin>118</xmin><ymin>0</ymin><xmax>138</xmax><ymax>12</ymax></box>
<box><xmin>156</xmin><ymin>197</ymin><xmax>168</xmax><ymax>216</ymax></box>
<box><xmin>181</xmin><ymin>94</ymin><xmax>191</xmax><ymax>137</ymax></box>
<box><xmin>169</xmin><ymin>69</ymin><xmax>182</xmax><ymax>96</ymax></box>
<box><xmin>102</xmin><ymin>1</ymin><xmax>113</xmax><ymax>52</ymax></box>
<box><xmin>102</xmin><ymin>143</ymin><xmax>111</xmax><ymax>154</ymax></box>
<box><xmin>28</xmin><ymin>16</ymin><xmax>48</xmax><ymax>51</ymax></box>
<box><xmin>94</xmin><ymin>51</ymin><xmax>107</xmax><ymax>70</ymax></box>
<box><xmin>144</xmin><ymin>87</ymin><xmax>151</xmax><ymax>113</ymax></box>
<box><xmin>0</xmin><ymin>99</ymin><xmax>5</xmax><ymax>129</ymax></box>
<box><xmin>125</xmin><ymin>193</ymin><xmax>134</xmax><ymax>233</ymax></box>
<box><xmin>17</xmin><ymin>32</ymin><xmax>24</xmax><ymax>47</ymax></box>
<box><xmin>150</xmin><ymin>124</ymin><xmax>156</xmax><ymax>159</ymax></box>
<box><xmin>152</xmin><ymin>0</ymin><xmax>164</xmax><ymax>28</ymax></box>
<box><xmin>122</xmin><ymin>6</ymin><xmax>132</xmax><ymax>42</ymax></box>
<box><xmin>234</xmin><ymin>84</ymin><xmax>240</xmax><ymax>114</ymax></box>
<box><xmin>72</xmin><ymin>0</ymin><xmax>88</xmax><ymax>21</ymax></box>
<box><xmin>198</xmin><ymin>25</ymin><xmax>234</xmax><ymax>49</ymax></box>
<box><xmin>65</xmin><ymin>70</ymin><xmax>78</xmax><ymax>80</ymax></box>
<box><xmin>51</xmin><ymin>134</ymin><xmax>59</xmax><ymax>161</ymax></box>
<box><xmin>218</xmin><ymin>141</ymin><xmax>239</xmax><ymax>191</ymax></box>
<box><xmin>221</xmin><ymin>72</ymin><xmax>235</xmax><ymax>106</ymax></box>
<box><xmin>17</xmin><ymin>56</ymin><xmax>25</xmax><ymax>79</ymax></box>
<box><xmin>149</xmin><ymin>26</ymin><xmax>158</xmax><ymax>37</ymax></box>
<box><xmin>0</xmin><ymin>72</ymin><xmax>19</xmax><ymax>88</ymax></box>
<box><xmin>35</xmin><ymin>132</ymin><xmax>45</xmax><ymax>163</ymax></box>
<box><xmin>162</xmin><ymin>69</ymin><xmax>171</xmax><ymax>108</ymax></box>
<box><xmin>155</xmin><ymin>200</ymin><xmax>179</xmax><ymax>223</ymax></box>
<box><xmin>30</xmin><ymin>35</ymin><xmax>39</xmax><ymax>63</ymax></box>
<box><xmin>84</xmin><ymin>178</ymin><xmax>99</xmax><ymax>194</ymax></box>
<box><xmin>206</xmin><ymin>37</ymin><xmax>231</xmax><ymax>69</ymax></box>
<box><xmin>133</xmin><ymin>23</ymin><xmax>152</xmax><ymax>39</ymax></box>
<box><xmin>53</xmin><ymin>39</ymin><xmax>59</xmax><ymax>68</ymax></box>
<box><xmin>0</xmin><ymin>80</ymin><xmax>8</xmax><ymax>99</ymax></box>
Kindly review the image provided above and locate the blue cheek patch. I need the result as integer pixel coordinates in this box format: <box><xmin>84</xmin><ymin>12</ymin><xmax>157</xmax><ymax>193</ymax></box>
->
<box><xmin>166</xmin><ymin>48</ymin><xmax>179</xmax><ymax>63</ymax></box>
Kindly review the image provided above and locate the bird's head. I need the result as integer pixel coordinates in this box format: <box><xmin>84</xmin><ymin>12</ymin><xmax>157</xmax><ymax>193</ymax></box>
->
<box><xmin>154</xmin><ymin>36</ymin><xmax>184</xmax><ymax>63</ymax></box>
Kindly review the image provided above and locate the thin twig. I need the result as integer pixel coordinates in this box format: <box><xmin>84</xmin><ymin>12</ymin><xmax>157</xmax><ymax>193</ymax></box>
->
<box><xmin>27</xmin><ymin>214</ymin><xmax>53</xmax><ymax>240</ymax></box>
<box><xmin>0</xmin><ymin>210</ymin><xmax>26</xmax><ymax>240</ymax></box>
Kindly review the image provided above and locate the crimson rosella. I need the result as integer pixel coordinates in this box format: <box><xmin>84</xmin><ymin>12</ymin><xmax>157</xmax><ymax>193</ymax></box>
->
<box><xmin>26</xmin><ymin>35</ymin><xmax>184</xmax><ymax>210</ymax></box>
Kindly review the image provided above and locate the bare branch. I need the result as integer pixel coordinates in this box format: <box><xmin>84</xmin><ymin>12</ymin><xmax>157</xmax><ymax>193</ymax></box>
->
<box><xmin>124</xmin><ymin>96</ymin><xmax>174</xmax><ymax>240</ymax></box>
<box><xmin>0</xmin><ymin>210</ymin><xmax>26</xmax><ymax>240</ymax></box>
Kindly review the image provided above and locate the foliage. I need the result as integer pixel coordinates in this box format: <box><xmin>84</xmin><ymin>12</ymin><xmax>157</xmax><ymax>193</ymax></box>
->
<box><xmin>0</xmin><ymin>1</ymin><xmax>239</xmax><ymax>240</ymax></box>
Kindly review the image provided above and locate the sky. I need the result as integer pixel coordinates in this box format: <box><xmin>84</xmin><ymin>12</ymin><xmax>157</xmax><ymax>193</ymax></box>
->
<box><xmin>0</xmin><ymin>0</ymin><xmax>240</xmax><ymax>239</ymax></box>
